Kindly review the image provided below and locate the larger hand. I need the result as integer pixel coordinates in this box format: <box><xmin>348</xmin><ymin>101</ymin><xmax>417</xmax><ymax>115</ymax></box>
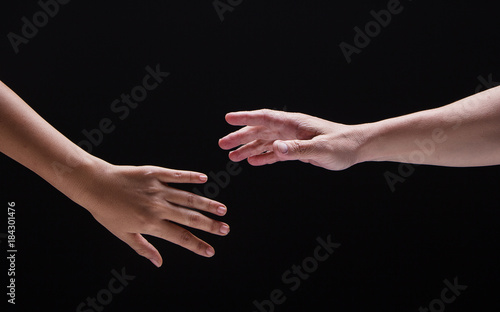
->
<box><xmin>219</xmin><ymin>109</ymin><xmax>365</xmax><ymax>170</ymax></box>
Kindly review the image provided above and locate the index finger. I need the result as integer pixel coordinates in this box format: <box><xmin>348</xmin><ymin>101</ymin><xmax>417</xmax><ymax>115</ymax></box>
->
<box><xmin>225</xmin><ymin>109</ymin><xmax>286</xmax><ymax>127</ymax></box>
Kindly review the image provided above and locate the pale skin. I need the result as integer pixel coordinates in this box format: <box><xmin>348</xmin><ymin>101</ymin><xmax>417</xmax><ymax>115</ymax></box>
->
<box><xmin>0</xmin><ymin>80</ymin><xmax>230</xmax><ymax>268</ymax></box>
<box><xmin>219</xmin><ymin>85</ymin><xmax>500</xmax><ymax>169</ymax></box>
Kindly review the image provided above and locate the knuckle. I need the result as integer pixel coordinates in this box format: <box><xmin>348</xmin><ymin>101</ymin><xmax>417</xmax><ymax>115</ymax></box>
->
<box><xmin>248</xmin><ymin>126</ymin><xmax>260</xmax><ymax>136</ymax></box>
<box><xmin>204</xmin><ymin>199</ymin><xmax>213</xmax><ymax>211</ymax></box>
<box><xmin>291</xmin><ymin>141</ymin><xmax>304</xmax><ymax>154</ymax></box>
<box><xmin>186</xmin><ymin>211</ymin><xmax>202</xmax><ymax>227</ymax></box>
<box><xmin>186</xmin><ymin>193</ymin><xmax>196</xmax><ymax>207</ymax></box>
<box><xmin>142</xmin><ymin>185</ymin><xmax>161</xmax><ymax>195</ymax></box>
<box><xmin>292</xmin><ymin>112</ymin><xmax>304</xmax><ymax>119</ymax></box>
<box><xmin>179</xmin><ymin>229</ymin><xmax>193</xmax><ymax>244</ymax></box>
<box><xmin>143</xmin><ymin>167</ymin><xmax>166</xmax><ymax>180</ymax></box>
<box><xmin>260</xmin><ymin>109</ymin><xmax>274</xmax><ymax>120</ymax></box>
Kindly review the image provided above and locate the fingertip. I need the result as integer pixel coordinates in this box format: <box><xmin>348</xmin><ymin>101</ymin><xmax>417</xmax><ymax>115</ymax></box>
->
<box><xmin>225</xmin><ymin>112</ymin><xmax>244</xmax><ymax>126</ymax></box>
<box><xmin>228</xmin><ymin>151</ymin><xmax>241</xmax><ymax>162</ymax></box>
<box><xmin>199</xmin><ymin>174</ymin><xmax>208</xmax><ymax>183</ymax></box>
<box><xmin>247</xmin><ymin>153</ymin><xmax>279</xmax><ymax>167</ymax></box>
<box><xmin>149</xmin><ymin>257</ymin><xmax>162</xmax><ymax>268</ymax></box>
<box><xmin>217</xmin><ymin>205</ymin><xmax>227</xmax><ymax>216</ymax></box>
<box><xmin>206</xmin><ymin>246</ymin><xmax>215</xmax><ymax>257</ymax></box>
<box><xmin>225</xmin><ymin>112</ymin><xmax>235</xmax><ymax>123</ymax></box>
<box><xmin>247</xmin><ymin>155</ymin><xmax>264</xmax><ymax>166</ymax></box>
<box><xmin>218</xmin><ymin>137</ymin><xmax>230</xmax><ymax>150</ymax></box>
<box><xmin>247</xmin><ymin>155</ymin><xmax>258</xmax><ymax>166</ymax></box>
<box><xmin>219</xmin><ymin>223</ymin><xmax>230</xmax><ymax>235</ymax></box>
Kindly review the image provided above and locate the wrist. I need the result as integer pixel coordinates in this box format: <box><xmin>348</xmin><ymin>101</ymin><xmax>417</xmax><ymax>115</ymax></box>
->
<box><xmin>351</xmin><ymin>121</ymin><xmax>387</xmax><ymax>164</ymax></box>
<box><xmin>50</xmin><ymin>149</ymin><xmax>112</xmax><ymax>207</ymax></box>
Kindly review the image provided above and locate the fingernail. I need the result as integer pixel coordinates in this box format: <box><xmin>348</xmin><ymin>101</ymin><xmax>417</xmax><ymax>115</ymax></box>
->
<box><xmin>217</xmin><ymin>206</ymin><xmax>227</xmax><ymax>215</ymax></box>
<box><xmin>199</xmin><ymin>174</ymin><xmax>208</xmax><ymax>182</ymax></box>
<box><xmin>277</xmin><ymin>142</ymin><xmax>288</xmax><ymax>154</ymax></box>
<box><xmin>206</xmin><ymin>247</ymin><xmax>215</xmax><ymax>257</ymax></box>
<box><xmin>220</xmin><ymin>224</ymin><xmax>230</xmax><ymax>235</ymax></box>
<box><xmin>150</xmin><ymin>258</ymin><xmax>161</xmax><ymax>268</ymax></box>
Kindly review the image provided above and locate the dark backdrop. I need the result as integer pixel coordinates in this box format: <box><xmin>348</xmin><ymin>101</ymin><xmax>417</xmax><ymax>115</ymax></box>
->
<box><xmin>1</xmin><ymin>1</ymin><xmax>499</xmax><ymax>311</ymax></box>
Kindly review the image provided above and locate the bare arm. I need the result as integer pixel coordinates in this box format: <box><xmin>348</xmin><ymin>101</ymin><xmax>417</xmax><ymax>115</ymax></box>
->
<box><xmin>219</xmin><ymin>86</ymin><xmax>500</xmax><ymax>169</ymax></box>
<box><xmin>0</xmin><ymin>80</ymin><xmax>230</xmax><ymax>267</ymax></box>
<box><xmin>359</xmin><ymin>86</ymin><xmax>500</xmax><ymax>166</ymax></box>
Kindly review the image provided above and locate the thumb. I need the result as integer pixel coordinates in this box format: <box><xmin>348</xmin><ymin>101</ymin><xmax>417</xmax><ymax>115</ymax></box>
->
<box><xmin>273</xmin><ymin>139</ymin><xmax>317</xmax><ymax>161</ymax></box>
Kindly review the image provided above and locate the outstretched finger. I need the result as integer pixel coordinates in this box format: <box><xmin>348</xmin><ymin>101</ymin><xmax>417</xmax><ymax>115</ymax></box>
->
<box><xmin>148</xmin><ymin>221</ymin><xmax>216</xmax><ymax>258</ymax></box>
<box><xmin>247</xmin><ymin>139</ymin><xmax>319</xmax><ymax>165</ymax></box>
<box><xmin>119</xmin><ymin>232</ymin><xmax>163</xmax><ymax>267</ymax></box>
<box><xmin>247</xmin><ymin>152</ymin><xmax>281</xmax><ymax>166</ymax></box>
<box><xmin>219</xmin><ymin>125</ymin><xmax>270</xmax><ymax>150</ymax></box>
<box><xmin>154</xmin><ymin>168</ymin><xmax>208</xmax><ymax>184</ymax></box>
<box><xmin>160</xmin><ymin>203</ymin><xmax>230</xmax><ymax>236</ymax></box>
<box><xmin>164</xmin><ymin>188</ymin><xmax>227</xmax><ymax>216</ymax></box>
<box><xmin>225</xmin><ymin>109</ymin><xmax>288</xmax><ymax>128</ymax></box>
<box><xmin>228</xmin><ymin>139</ymin><xmax>274</xmax><ymax>162</ymax></box>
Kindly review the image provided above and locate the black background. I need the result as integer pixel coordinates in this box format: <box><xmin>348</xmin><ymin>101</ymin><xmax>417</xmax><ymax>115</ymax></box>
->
<box><xmin>1</xmin><ymin>0</ymin><xmax>500</xmax><ymax>311</ymax></box>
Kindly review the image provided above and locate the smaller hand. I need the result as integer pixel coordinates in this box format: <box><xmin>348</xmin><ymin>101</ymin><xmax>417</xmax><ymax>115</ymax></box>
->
<box><xmin>219</xmin><ymin>109</ymin><xmax>364</xmax><ymax>171</ymax></box>
<box><xmin>70</xmin><ymin>161</ymin><xmax>230</xmax><ymax>268</ymax></box>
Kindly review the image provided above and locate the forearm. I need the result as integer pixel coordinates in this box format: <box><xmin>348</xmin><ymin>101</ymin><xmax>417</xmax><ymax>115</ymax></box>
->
<box><xmin>0</xmin><ymin>81</ymin><xmax>103</xmax><ymax>199</ymax></box>
<box><xmin>356</xmin><ymin>86</ymin><xmax>500</xmax><ymax>167</ymax></box>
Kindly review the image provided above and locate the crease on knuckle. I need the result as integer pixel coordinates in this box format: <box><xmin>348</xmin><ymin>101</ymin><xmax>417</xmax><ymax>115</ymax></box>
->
<box><xmin>180</xmin><ymin>229</ymin><xmax>193</xmax><ymax>244</ymax></box>
<box><xmin>142</xmin><ymin>185</ymin><xmax>161</xmax><ymax>196</ymax></box>
<box><xmin>143</xmin><ymin>167</ymin><xmax>158</xmax><ymax>177</ymax></box>
<box><xmin>174</xmin><ymin>171</ymin><xmax>183</xmax><ymax>180</ymax></box>
<box><xmin>186</xmin><ymin>193</ymin><xmax>196</xmax><ymax>207</ymax></box>
<box><xmin>206</xmin><ymin>199</ymin><xmax>216</xmax><ymax>212</ymax></box>
<box><xmin>187</xmin><ymin>211</ymin><xmax>202</xmax><ymax>227</ymax></box>
<box><xmin>291</xmin><ymin>140</ymin><xmax>305</xmax><ymax>155</ymax></box>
